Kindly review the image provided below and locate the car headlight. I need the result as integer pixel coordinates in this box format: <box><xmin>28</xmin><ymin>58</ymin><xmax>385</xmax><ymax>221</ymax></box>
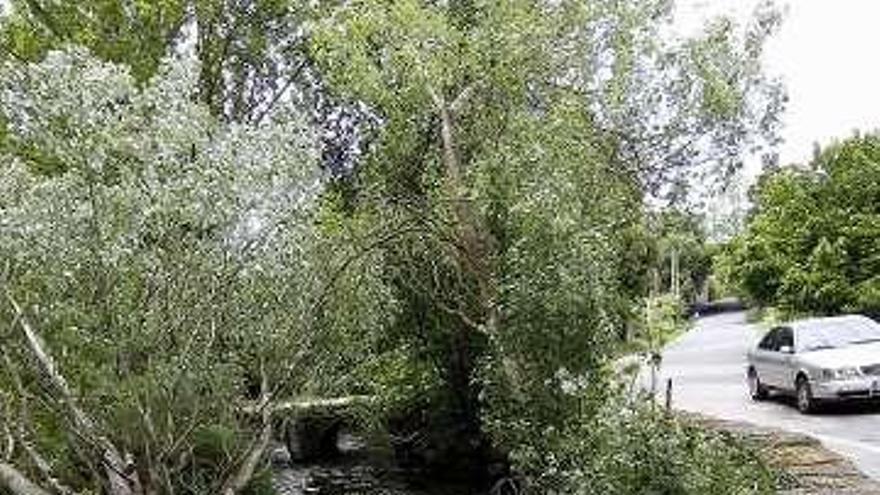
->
<box><xmin>820</xmin><ymin>367</ymin><xmax>861</xmax><ymax>381</ymax></box>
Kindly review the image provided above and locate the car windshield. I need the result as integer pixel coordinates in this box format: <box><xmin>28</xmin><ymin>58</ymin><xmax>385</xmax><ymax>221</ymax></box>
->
<box><xmin>797</xmin><ymin>316</ymin><xmax>880</xmax><ymax>352</ymax></box>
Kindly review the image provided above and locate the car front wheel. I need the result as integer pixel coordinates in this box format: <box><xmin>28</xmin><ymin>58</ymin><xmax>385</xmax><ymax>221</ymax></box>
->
<box><xmin>796</xmin><ymin>376</ymin><xmax>816</xmax><ymax>414</ymax></box>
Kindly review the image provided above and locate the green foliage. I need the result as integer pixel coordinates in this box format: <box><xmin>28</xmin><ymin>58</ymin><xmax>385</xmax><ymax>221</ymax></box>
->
<box><xmin>585</xmin><ymin>408</ymin><xmax>775</xmax><ymax>494</ymax></box>
<box><xmin>641</xmin><ymin>294</ymin><xmax>688</xmax><ymax>352</ymax></box>
<box><xmin>0</xmin><ymin>0</ymin><xmax>313</xmax><ymax>120</ymax></box>
<box><xmin>650</xmin><ymin>210</ymin><xmax>714</xmax><ymax>304</ymax></box>
<box><xmin>183</xmin><ymin>425</ymin><xmax>244</xmax><ymax>492</ymax></box>
<box><xmin>312</xmin><ymin>2</ymin><xmax>609</xmax><ymax>476</ymax></box>
<box><xmin>477</xmin><ymin>96</ymin><xmax>638</xmax><ymax>469</ymax></box>
<box><xmin>242</xmin><ymin>469</ymin><xmax>278</xmax><ymax>495</ymax></box>
<box><xmin>1</xmin><ymin>0</ymin><xmax>187</xmax><ymax>81</ymax></box>
<box><xmin>585</xmin><ymin>0</ymin><xmax>784</xmax><ymax>200</ymax></box>
<box><xmin>494</xmin><ymin>398</ymin><xmax>775</xmax><ymax>494</ymax></box>
<box><xmin>0</xmin><ymin>1</ymin><xmax>784</xmax><ymax>493</ymax></box>
<box><xmin>722</xmin><ymin>134</ymin><xmax>880</xmax><ymax>317</ymax></box>
<box><xmin>0</xmin><ymin>49</ymin><xmax>385</xmax><ymax>493</ymax></box>
<box><xmin>312</xmin><ymin>0</ymin><xmax>780</xmax><ymax>491</ymax></box>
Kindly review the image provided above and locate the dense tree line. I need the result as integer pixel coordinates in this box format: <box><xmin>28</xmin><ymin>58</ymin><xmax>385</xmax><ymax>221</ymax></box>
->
<box><xmin>1</xmin><ymin>1</ymin><xmax>783</xmax><ymax>494</ymax></box>
<box><xmin>719</xmin><ymin>134</ymin><xmax>880</xmax><ymax>318</ymax></box>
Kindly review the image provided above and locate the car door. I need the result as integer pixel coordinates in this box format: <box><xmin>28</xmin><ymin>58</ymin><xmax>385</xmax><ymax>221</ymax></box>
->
<box><xmin>752</xmin><ymin>328</ymin><xmax>780</xmax><ymax>386</ymax></box>
<box><xmin>773</xmin><ymin>327</ymin><xmax>796</xmax><ymax>391</ymax></box>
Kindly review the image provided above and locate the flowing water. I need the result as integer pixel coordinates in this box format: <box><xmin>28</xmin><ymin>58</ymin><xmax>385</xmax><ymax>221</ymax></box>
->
<box><xmin>272</xmin><ymin>461</ymin><xmax>430</xmax><ymax>495</ymax></box>
<box><xmin>270</xmin><ymin>435</ymin><xmax>473</xmax><ymax>495</ymax></box>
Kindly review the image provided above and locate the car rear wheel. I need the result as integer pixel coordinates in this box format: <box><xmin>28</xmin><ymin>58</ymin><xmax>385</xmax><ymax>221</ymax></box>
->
<box><xmin>796</xmin><ymin>376</ymin><xmax>816</xmax><ymax>414</ymax></box>
<box><xmin>748</xmin><ymin>368</ymin><xmax>768</xmax><ymax>401</ymax></box>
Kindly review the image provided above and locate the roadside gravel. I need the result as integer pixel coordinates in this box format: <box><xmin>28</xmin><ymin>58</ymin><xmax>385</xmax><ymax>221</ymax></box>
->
<box><xmin>692</xmin><ymin>415</ymin><xmax>880</xmax><ymax>495</ymax></box>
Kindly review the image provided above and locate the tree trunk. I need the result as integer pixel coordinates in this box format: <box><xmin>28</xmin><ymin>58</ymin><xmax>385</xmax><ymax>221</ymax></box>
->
<box><xmin>0</xmin><ymin>463</ymin><xmax>51</xmax><ymax>495</ymax></box>
<box><xmin>220</xmin><ymin>421</ymin><xmax>272</xmax><ymax>495</ymax></box>
<box><xmin>670</xmin><ymin>248</ymin><xmax>680</xmax><ymax>299</ymax></box>
<box><xmin>427</xmin><ymin>84</ymin><xmax>497</xmax><ymax>483</ymax></box>
<box><xmin>221</xmin><ymin>369</ymin><xmax>273</xmax><ymax>495</ymax></box>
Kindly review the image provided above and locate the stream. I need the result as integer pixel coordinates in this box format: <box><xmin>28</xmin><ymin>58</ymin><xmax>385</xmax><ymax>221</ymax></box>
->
<box><xmin>270</xmin><ymin>434</ymin><xmax>474</xmax><ymax>495</ymax></box>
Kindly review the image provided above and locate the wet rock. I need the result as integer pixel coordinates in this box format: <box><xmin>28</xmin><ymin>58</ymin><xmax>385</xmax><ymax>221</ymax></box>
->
<box><xmin>270</xmin><ymin>445</ymin><xmax>292</xmax><ymax>466</ymax></box>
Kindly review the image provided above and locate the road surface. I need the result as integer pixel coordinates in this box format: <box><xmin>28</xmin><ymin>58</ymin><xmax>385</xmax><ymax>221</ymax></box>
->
<box><xmin>660</xmin><ymin>311</ymin><xmax>880</xmax><ymax>480</ymax></box>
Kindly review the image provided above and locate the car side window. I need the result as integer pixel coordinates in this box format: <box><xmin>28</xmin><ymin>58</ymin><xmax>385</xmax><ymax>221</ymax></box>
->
<box><xmin>758</xmin><ymin>328</ymin><xmax>779</xmax><ymax>350</ymax></box>
<box><xmin>777</xmin><ymin>327</ymin><xmax>794</xmax><ymax>351</ymax></box>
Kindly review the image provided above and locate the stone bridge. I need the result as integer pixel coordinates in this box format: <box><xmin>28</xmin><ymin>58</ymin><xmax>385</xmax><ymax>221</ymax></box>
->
<box><xmin>249</xmin><ymin>396</ymin><xmax>376</xmax><ymax>461</ymax></box>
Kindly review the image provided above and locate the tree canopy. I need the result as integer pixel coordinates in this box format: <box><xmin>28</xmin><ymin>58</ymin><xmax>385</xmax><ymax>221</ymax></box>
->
<box><xmin>309</xmin><ymin>0</ymin><xmax>781</xmax><ymax>490</ymax></box>
<box><xmin>0</xmin><ymin>47</ymin><xmax>393</xmax><ymax>495</ymax></box>
<box><xmin>720</xmin><ymin>134</ymin><xmax>880</xmax><ymax>317</ymax></box>
<box><xmin>0</xmin><ymin>1</ymin><xmax>785</xmax><ymax>494</ymax></box>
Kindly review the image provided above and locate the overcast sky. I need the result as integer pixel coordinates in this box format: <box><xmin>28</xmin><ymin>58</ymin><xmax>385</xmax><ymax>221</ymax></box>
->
<box><xmin>678</xmin><ymin>0</ymin><xmax>880</xmax><ymax>171</ymax></box>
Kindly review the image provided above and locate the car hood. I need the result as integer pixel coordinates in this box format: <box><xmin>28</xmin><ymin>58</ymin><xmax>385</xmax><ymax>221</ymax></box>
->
<box><xmin>800</xmin><ymin>342</ymin><xmax>880</xmax><ymax>369</ymax></box>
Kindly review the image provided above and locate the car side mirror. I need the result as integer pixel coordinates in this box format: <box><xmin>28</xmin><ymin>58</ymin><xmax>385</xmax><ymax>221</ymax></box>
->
<box><xmin>779</xmin><ymin>345</ymin><xmax>794</xmax><ymax>354</ymax></box>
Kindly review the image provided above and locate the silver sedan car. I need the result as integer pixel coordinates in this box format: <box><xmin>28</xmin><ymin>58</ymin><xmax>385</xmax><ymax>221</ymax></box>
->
<box><xmin>746</xmin><ymin>314</ymin><xmax>880</xmax><ymax>413</ymax></box>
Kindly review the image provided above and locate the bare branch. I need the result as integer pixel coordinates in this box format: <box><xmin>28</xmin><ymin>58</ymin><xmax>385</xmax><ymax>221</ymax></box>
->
<box><xmin>1</xmin><ymin>394</ymin><xmax>13</xmax><ymax>461</ymax></box>
<box><xmin>434</xmin><ymin>298</ymin><xmax>483</xmax><ymax>332</ymax></box>
<box><xmin>449</xmin><ymin>84</ymin><xmax>476</xmax><ymax>116</ymax></box>
<box><xmin>252</xmin><ymin>60</ymin><xmax>307</xmax><ymax>125</ymax></box>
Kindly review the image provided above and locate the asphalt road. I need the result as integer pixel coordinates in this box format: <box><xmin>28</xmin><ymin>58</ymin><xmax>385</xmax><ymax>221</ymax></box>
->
<box><xmin>659</xmin><ymin>311</ymin><xmax>880</xmax><ymax>480</ymax></box>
